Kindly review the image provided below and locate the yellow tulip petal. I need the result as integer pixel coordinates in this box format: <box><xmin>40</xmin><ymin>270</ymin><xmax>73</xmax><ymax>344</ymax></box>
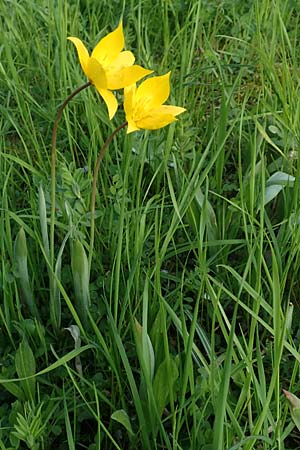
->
<box><xmin>91</xmin><ymin>22</ymin><xmax>124</xmax><ymax>67</ymax></box>
<box><xmin>155</xmin><ymin>105</ymin><xmax>186</xmax><ymax>117</ymax></box>
<box><xmin>68</xmin><ymin>37</ymin><xmax>90</xmax><ymax>76</ymax></box>
<box><xmin>127</xmin><ymin>120</ymin><xmax>140</xmax><ymax>134</ymax></box>
<box><xmin>111</xmin><ymin>51</ymin><xmax>135</xmax><ymax>69</ymax></box>
<box><xmin>135</xmin><ymin>72</ymin><xmax>171</xmax><ymax>111</ymax></box>
<box><xmin>137</xmin><ymin>112</ymin><xmax>177</xmax><ymax>130</ymax></box>
<box><xmin>124</xmin><ymin>84</ymin><xmax>136</xmax><ymax>121</ymax></box>
<box><xmin>86</xmin><ymin>57</ymin><xmax>107</xmax><ymax>88</ymax></box>
<box><xmin>107</xmin><ymin>66</ymin><xmax>153</xmax><ymax>90</ymax></box>
<box><xmin>97</xmin><ymin>88</ymin><xmax>118</xmax><ymax>119</ymax></box>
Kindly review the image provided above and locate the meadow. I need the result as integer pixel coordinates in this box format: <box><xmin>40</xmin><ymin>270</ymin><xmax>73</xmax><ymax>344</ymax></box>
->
<box><xmin>1</xmin><ymin>0</ymin><xmax>300</xmax><ymax>449</ymax></box>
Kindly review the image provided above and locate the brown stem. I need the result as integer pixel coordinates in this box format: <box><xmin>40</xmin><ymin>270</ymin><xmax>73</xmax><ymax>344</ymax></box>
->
<box><xmin>89</xmin><ymin>121</ymin><xmax>128</xmax><ymax>271</ymax></box>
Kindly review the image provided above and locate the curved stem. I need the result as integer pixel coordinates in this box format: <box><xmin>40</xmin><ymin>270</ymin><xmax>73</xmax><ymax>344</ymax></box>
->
<box><xmin>89</xmin><ymin>121</ymin><xmax>128</xmax><ymax>273</ymax></box>
<box><xmin>50</xmin><ymin>81</ymin><xmax>91</xmax><ymax>330</ymax></box>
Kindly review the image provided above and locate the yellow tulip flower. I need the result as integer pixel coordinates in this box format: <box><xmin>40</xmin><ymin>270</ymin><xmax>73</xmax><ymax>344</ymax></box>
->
<box><xmin>68</xmin><ymin>22</ymin><xmax>153</xmax><ymax>119</ymax></box>
<box><xmin>124</xmin><ymin>72</ymin><xmax>186</xmax><ymax>134</ymax></box>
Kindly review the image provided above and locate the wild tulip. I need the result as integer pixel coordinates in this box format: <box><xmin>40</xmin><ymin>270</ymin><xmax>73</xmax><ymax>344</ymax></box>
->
<box><xmin>68</xmin><ymin>22</ymin><xmax>152</xmax><ymax>119</ymax></box>
<box><xmin>50</xmin><ymin>22</ymin><xmax>186</xmax><ymax>328</ymax></box>
<box><xmin>123</xmin><ymin>72</ymin><xmax>186</xmax><ymax>133</ymax></box>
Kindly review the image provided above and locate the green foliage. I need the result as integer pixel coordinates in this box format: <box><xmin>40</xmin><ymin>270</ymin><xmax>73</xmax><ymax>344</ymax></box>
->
<box><xmin>12</xmin><ymin>402</ymin><xmax>45</xmax><ymax>450</ymax></box>
<box><xmin>71</xmin><ymin>239</ymin><xmax>90</xmax><ymax>328</ymax></box>
<box><xmin>14</xmin><ymin>228</ymin><xmax>40</xmax><ymax>320</ymax></box>
<box><xmin>15</xmin><ymin>339</ymin><xmax>36</xmax><ymax>402</ymax></box>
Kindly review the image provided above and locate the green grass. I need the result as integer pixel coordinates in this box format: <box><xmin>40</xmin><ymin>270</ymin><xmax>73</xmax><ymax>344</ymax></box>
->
<box><xmin>1</xmin><ymin>0</ymin><xmax>300</xmax><ymax>448</ymax></box>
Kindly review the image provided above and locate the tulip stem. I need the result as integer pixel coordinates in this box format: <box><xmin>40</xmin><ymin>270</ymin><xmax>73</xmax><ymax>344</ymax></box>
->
<box><xmin>89</xmin><ymin>121</ymin><xmax>128</xmax><ymax>273</ymax></box>
<box><xmin>50</xmin><ymin>81</ymin><xmax>91</xmax><ymax>329</ymax></box>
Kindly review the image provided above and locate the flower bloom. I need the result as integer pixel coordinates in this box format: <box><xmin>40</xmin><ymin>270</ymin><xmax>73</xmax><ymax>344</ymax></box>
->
<box><xmin>68</xmin><ymin>22</ymin><xmax>152</xmax><ymax>119</ymax></box>
<box><xmin>124</xmin><ymin>72</ymin><xmax>186</xmax><ymax>134</ymax></box>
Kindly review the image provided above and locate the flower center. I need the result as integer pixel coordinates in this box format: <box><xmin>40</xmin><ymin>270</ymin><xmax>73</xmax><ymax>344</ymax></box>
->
<box><xmin>133</xmin><ymin>96</ymin><xmax>152</xmax><ymax>120</ymax></box>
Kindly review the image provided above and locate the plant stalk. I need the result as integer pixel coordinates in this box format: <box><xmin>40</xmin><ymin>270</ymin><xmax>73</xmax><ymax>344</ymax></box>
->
<box><xmin>89</xmin><ymin>121</ymin><xmax>128</xmax><ymax>272</ymax></box>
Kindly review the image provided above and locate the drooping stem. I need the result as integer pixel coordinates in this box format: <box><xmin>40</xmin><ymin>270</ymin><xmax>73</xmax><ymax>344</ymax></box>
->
<box><xmin>89</xmin><ymin>121</ymin><xmax>128</xmax><ymax>272</ymax></box>
<box><xmin>51</xmin><ymin>81</ymin><xmax>91</xmax><ymax>267</ymax></box>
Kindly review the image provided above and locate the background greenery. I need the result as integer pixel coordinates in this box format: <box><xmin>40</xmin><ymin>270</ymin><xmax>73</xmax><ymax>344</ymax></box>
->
<box><xmin>1</xmin><ymin>0</ymin><xmax>300</xmax><ymax>449</ymax></box>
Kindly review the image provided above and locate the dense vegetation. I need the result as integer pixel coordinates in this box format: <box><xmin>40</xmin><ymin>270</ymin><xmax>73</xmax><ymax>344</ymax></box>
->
<box><xmin>1</xmin><ymin>0</ymin><xmax>300</xmax><ymax>449</ymax></box>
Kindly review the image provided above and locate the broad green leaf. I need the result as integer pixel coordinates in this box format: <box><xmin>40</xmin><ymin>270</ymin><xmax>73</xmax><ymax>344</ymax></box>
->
<box><xmin>0</xmin><ymin>379</ymin><xmax>24</xmax><ymax>399</ymax></box>
<box><xmin>111</xmin><ymin>409</ymin><xmax>134</xmax><ymax>436</ymax></box>
<box><xmin>134</xmin><ymin>318</ymin><xmax>155</xmax><ymax>382</ymax></box>
<box><xmin>15</xmin><ymin>339</ymin><xmax>36</xmax><ymax>401</ymax></box>
<box><xmin>266</xmin><ymin>171</ymin><xmax>295</xmax><ymax>187</ymax></box>
<box><xmin>262</xmin><ymin>171</ymin><xmax>295</xmax><ymax>207</ymax></box>
<box><xmin>264</xmin><ymin>184</ymin><xmax>283</xmax><ymax>206</ymax></box>
<box><xmin>153</xmin><ymin>357</ymin><xmax>178</xmax><ymax>417</ymax></box>
<box><xmin>14</xmin><ymin>227</ymin><xmax>40</xmax><ymax>319</ymax></box>
<box><xmin>71</xmin><ymin>239</ymin><xmax>90</xmax><ymax>327</ymax></box>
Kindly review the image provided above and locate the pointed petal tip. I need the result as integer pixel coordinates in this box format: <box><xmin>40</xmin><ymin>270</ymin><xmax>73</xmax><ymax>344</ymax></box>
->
<box><xmin>67</xmin><ymin>37</ymin><xmax>90</xmax><ymax>75</ymax></box>
<box><xmin>97</xmin><ymin>88</ymin><xmax>118</xmax><ymax>120</ymax></box>
<box><xmin>163</xmin><ymin>71</ymin><xmax>171</xmax><ymax>80</ymax></box>
<box><xmin>175</xmin><ymin>106</ymin><xmax>187</xmax><ymax>115</ymax></box>
<box><xmin>143</xmin><ymin>68</ymin><xmax>154</xmax><ymax>76</ymax></box>
<box><xmin>67</xmin><ymin>36</ymin><xmax>83</xmax><ymax>44</ymax></box>
<box><xmin>126</xmin><ymin>120</ymin><xmax>140</xmax><ymax>134</ymax></box>
<box><xmin>91</xmin><ymin>21</ymin><xmax>125</xmax><ymax>65</ymax></box>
